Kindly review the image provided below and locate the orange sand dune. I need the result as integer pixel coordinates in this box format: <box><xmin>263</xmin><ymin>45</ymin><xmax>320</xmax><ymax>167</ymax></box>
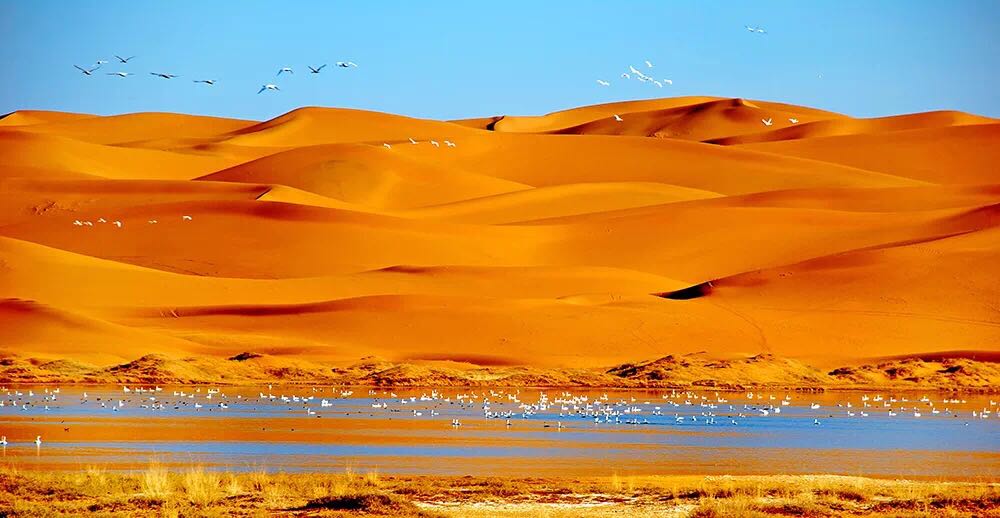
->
<box><xmin>0</xmin><ymin>110</ymin><xmax>96</xmax><ymax>127</ymax></box>
<box><xmin>709</xmin><ymin>110</ymin><xmax>994</xmax><ymax>145</ymax></box>
<box><xmin>684</xmin><ymin>226</ymin><xmax>1000</xmax><ymax>362</ymax></box>
<box><xmin>0</xmin><ymin>97</ymin><xmax>997</xmax><ymax>372</ymax></box>
<box><xmin>222</xmin><ymin>106</ymin><xmax>482</xmax><ymax>147</ymax></box>
<box><xmin>388</xmin><ymin>132</ymin><xmax>924</xmax><ymax>194</ymax></box>
<box><xmin>197</xmin><ymin>143</ymin><xmax>529</xmax><ymax>209</ymax></box>
<box><xmin>0</xmin><ymin>130</ymin><xmax>244</xmax><ymax>180</ymax></box>
<box><xmin>736</xmin><ymin>123</ymin><xmax>1000</xmax><ymax>184</ymax></box>
<box><xmin>455</xmin><ymin>96</ymin><xmax>845</xmax><ymax>135</ymax></box>
<box><xmin>0</xmin><ymin>299</ymin><xmax>203</xmax><ymax>363</ymax></box>
<box><xmin>0</xmin><ymin>236</ymin><xmax>685</xmax><ymax>308</ymax></box>
<box><xmin>9</xmin><ymin>111</ymin><xmax>256</xmax><ymax>145</ymax></box>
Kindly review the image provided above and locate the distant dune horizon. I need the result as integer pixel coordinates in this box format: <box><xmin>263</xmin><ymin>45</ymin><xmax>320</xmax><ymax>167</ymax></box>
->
<box><xmin>1</xmin><ymin>96</ymin><xmax>998</xmax><ymax>382</ymax></box>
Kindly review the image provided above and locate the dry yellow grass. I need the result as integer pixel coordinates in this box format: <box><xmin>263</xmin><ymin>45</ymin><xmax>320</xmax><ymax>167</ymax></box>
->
<box><xmin>0</xmin><ymin>465</ymin><xmax>996</xmax><ymax>517</ymax></box>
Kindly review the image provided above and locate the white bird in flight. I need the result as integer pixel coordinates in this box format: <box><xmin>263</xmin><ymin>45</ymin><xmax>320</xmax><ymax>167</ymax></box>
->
<box><xmin>789</xmin><ymin>118</ymin><xmax>799</xmax><ymax>124</ymax></box>
<box><xmin>106</xmin><ymin>72</ymin><xmax>132</xmax><ymax>78</ymax></box>
<box><xmin>409</xmin><ymin>137</ymin><xmax>418</xmax><ymax>144</ymax></box>
<box><xmin>762</xmin><ymin>118</ymin><xmax>773</xmax><ymax>126</ymax></box>
<box><xmin>383</xmin><ymin>143</ymin><xmax>391</xmax><ymax>149</ymax></box>
<box><xmin>663</xmin><ymin>79</ymin><xmax>673</xmax><ymax>85</ymax></box>
<box><xmin>182</xmin><ymin>215</ymin><xmax>192</xmax><ymax>221</ymax></box>
<box><xmin>430</xmin><ymin>140</ymin><xmax>440</xmax><ymax>147</ymax></box>
<box><xmin>74</xmin><ymin>64</ymin><xmax>101</xmax><ymax>76</ymax></box>
<box><xmin>277</xmin><ymin>67</ymin><xmax>293</xmax><ymax>76</ymax></box>
<box><xmin>193</xmin><ymin>79</ymin><xmax>216</xmax><ymax>85</ymax></box>
<box><xmin>621</xmin><ymin>73</ymin><xmax>630</xmax><ymax>79</ymax></box>
<box><xmin>148</xmin><ymin>219</ymin><xmax>158</xmax><ymax>224</ymax></box>
<box><xmin>613</xmin><ymin>114</ymin><xmax>623</xmax><ymax>122</ymax></box>
<box><xmin>336</xmin><ymin>61</ymin><xmax>358</xmax><ymax>68</ymax></box>
<box><xmin>308</xmin><ymin>64</ymin><xmax>327</xmax><ymax>74</ymax></box>
<box><xmin>113</xmin><ymin>221</ymin><xmax>123</xmax><ymax>228</ymax></box>
<box><xmin>114</xmin><ymin>55</ymin><xmax>136</xmax><ymax>64</ymax></box>
<box><xmin>645</xmin><ymin>60</ymin><xmax>654</xmax><ymax>68</ymax></box>
<box><xmin>257</xmin><ymin>84</ymin><xmax>280</xmax><ymax>94</ymax></box>
<box><xmin>95</xmin><ymin>60</ymin><xmax>108</xmax><ymax>66</ymax></box>
<box><xmin>445</xmin><ymin>140</ymin><xmax>456</xmax><ymax>147</ymax></box>
<box><xmin>652</xmin><ymin>80</ymin><xmax>663</xmax><ymax>88</ymax></box>
<box><xmin>150</xmin><ymin>72</ymin><xmax>178</xmax><ymax>79</ymax></box>
<box><xmin>596</xmin><ymin>79</ymin><xmax>610</xmax><ymax>86</ymax></box>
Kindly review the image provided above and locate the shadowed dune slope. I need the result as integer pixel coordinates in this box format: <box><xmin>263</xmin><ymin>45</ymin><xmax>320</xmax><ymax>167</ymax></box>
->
<box><xmin>0</xmin><ymin>97</ymin><xmax>998</xmax><ymax>373</ymax></box>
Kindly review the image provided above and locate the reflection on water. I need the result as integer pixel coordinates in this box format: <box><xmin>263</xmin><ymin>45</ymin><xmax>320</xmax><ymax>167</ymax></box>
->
<box><xmin>1</xmin><ymin>385</ymin><xmax>997</xmax><ymax>479</ymax></box>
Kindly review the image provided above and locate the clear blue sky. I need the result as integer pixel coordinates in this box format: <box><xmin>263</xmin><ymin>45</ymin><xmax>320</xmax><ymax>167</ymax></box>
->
<box><xmin>2</xmin><ymin>1</ymin><xmax>997</xmax><ymax>121</ymax></box>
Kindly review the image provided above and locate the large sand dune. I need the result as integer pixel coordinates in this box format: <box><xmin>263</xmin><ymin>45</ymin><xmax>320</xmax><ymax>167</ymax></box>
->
<box><xmin>1</xmin><ymin>97</ymin><xmax>997</xmax><ymax>372</ymax></box>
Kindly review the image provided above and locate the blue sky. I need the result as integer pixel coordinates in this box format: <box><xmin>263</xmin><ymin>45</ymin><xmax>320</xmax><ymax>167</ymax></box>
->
<box><xmin>2</xmin><ymin>1</ymin><xmax>997</xmax><ymax>121</ymax></box>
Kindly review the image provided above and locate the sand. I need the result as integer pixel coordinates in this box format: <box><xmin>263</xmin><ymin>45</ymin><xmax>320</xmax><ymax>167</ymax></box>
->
<box><xmin>0</xmin><ymin>97</ymin><xmax>997</xmax><ymax>377</ymax></box>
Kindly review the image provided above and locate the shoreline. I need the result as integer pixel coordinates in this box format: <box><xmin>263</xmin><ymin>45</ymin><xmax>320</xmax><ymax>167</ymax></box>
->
<box><xmin>1</xmin><ymin>466</ymin><xmax>996</xmax><ymax>517</ymax></box>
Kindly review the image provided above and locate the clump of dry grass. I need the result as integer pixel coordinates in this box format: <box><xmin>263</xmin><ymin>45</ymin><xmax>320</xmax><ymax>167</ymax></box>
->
<box><xmin>180</xmin><ymin>466</ymin><xmax>221</xmax><ymax>505</ymax></box>
<box><xmin>140</xmin><ymin>460</ymin><xmax>171</xmax><ymax>500</ymax></box>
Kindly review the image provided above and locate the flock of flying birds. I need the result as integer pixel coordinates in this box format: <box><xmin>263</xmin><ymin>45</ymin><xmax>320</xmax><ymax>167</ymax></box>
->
<box><xmin>72</xmin><ymin>54</ymin><xmax>359</xmax><ymax>94</ymax></box>
<box><xmin>595</xmin><ymin>26</ymin><xmax>767</xmax><ymax>90</ymax></box>
<box><xmin>596</xmin><ymin>60</ymin><xmax>673</xmax><ymax>90</ymax></box>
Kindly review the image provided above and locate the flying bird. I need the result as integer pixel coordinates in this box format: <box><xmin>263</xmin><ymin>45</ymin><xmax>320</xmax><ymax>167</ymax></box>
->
<box><xmin>193</xmin><ymin>79</ymin><xmax>216</xmax><ymax>85</ymax></box>
<box><xmin>445</xmin><ymin>140</ymin><xmax>456</xmax><ymax>147</ymax></box>
<box><xmin>663</xmin><ymin>79</ymin><xmax>673</xmax><ymax>85</ymax></box>
<box><xmin>789</xmin><ymin>118</ymin><xmax>799</xmax><ymax>124</ymax></box>
<box><xmin>621</xmin><ymin>73</ymin><xmax>630</xmax><ymax>79</ymax></box>
<box><xmin>106</xmin><ymin>71</ymin><xmax>132</xmax><ymax>78</ymax></box>
<box><xmin>74</xmin><ymin>64</ymin><xmax>101</xmax><ymax>76</ymax></box>
<box><xmin>652</xmin><ymin>80</ymin><xmax>663</xmax><ymax>88</ymax></box>
<box><xmin>114</xmin><ymin>55</ymin><xmax>136</xmax><ymax>63</ymax></box>
<box><xmin>308</xmin><ymin>64</ymin><xmax>327</xmax><ymax>74</ymax></box>
<box><xmin>613</xmin><ymin>114</ymin><xmax>623</xmax><ymax>122</ymax></box>
<box><xmin>182</xmin><ymin>215</ymin><xmax>193</xmax><ymax>221</ymax></box>
<box><xmin>409</xmin><ymin>137</ymin><xmax>418</xmax><ymax>144</ymax></box>
<box><xmin>257</xmin><ymin>84</ymin><xmax>280</xmax><ymax>94</ymax></box>
<box><xmin>150</xmin><ymin>72</ymin><xmax>178</xmax><ymax>79</ymax></box>
<box><xmin>336</xmin><ymin>61</ymin><xmax>358</xmax><ymax>68</ymax></box>
<box><xmin>95</xmin><ymin>60</ymin><xmax>108</xmax><ymax>65</ymax></box>
<box><xmin>761</xmin><ymin>118</ymin><xmax>773</xmax><ymax>126</ymax></box>
<box><xmin>383</xmin><ymin>143</ymin><xmax>391</xmax><ymax>149</ymax></box>
<box><xmin>596</xmin><ymin>79</ymin><xmax>610</xmax><ymax>86</ymax></box>
<box><xmin>645</xmin><ymin>60</ymin><xmax>654</xmax><ymax>68</ymax></box>
<box><xmin>277</xmin><ymin>67</ymin><xmax>293</xmax><ymax>75</ymax></box>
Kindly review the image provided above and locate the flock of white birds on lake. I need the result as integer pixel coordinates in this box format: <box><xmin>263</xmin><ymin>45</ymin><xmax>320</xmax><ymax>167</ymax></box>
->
<box><xmin>1</xmin><ymin>386</ymin><xmax>995</xmax><ymax>452</ymax></box>
<box><xmin>72</xmin><ymin>54</ymin><xmax>359</xmax><ymax>95</ymax></box>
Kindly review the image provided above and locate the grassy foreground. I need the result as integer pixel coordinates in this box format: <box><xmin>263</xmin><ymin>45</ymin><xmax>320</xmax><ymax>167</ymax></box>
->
<box><xmin>0</xmin><ymin>464</ymin><xmax>997</xmax><ymax>517</ymax></box>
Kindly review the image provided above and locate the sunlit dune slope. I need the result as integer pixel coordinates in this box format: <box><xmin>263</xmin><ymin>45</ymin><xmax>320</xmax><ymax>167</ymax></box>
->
<box><xmin>0</xmin><ymin>299</ymin><xmax>203</xmax><ymax>363</ymax></box>
<box><xmin>197</xmin><ymin>143</ymin><xmax>529</xmax><ymax>209</ymax></box>
<box><xmin>708</xmin><ymin>110</ymin><xmax>994</xmax><ymax>145</ymax></box>
<box><xmin>736</xmin><ymin>124</ymin><xmax>1000</xmax><ymax>184</ymax></box>
<box><xmin>0</xmin><ymin>96</ymin><xmax>998</xmax><ymax>372</ymax></box>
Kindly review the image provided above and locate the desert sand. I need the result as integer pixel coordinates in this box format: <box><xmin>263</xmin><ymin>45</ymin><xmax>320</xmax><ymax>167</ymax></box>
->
<box><xmin>1</xmin><ymin>96</ymin><xmax>997</xmax><ymax>383</ymax></box>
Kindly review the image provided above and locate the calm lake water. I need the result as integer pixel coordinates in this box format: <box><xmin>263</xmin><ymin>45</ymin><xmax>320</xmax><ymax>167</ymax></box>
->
<box><xmin>1</xmin><ymin>386</ymin><xmax>997</xmax><ymax>479</ymax></box>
